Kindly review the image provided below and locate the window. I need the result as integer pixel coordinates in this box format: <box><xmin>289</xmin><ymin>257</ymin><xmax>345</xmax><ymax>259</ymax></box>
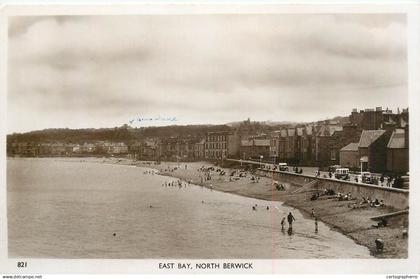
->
<box><xmin>330</xmin><ymin>149</ymin><xmax>336</xmax><ymax>160</ymax></box>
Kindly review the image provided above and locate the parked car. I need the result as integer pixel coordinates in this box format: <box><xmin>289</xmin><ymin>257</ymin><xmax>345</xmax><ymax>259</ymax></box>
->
<box><xmin>358</xmin><ymin>172</ymin><xmax>373</xmax><ymax>184</ymax></box>
<box><xmin>334</xmin><ymin>168</ymin><xmax>350</xmax><ymax>180</ymax></box>
<box><xmin>278</xmin><ymin>163</ymin><xmax>289</xmax><ymax>171</ymax></box>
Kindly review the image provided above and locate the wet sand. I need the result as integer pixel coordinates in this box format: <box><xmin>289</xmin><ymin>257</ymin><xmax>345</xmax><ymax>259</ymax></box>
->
<box><xmin>127</xmin><ymin>160</ymin><xmax>408</xmax><ymax>259</ymax></box>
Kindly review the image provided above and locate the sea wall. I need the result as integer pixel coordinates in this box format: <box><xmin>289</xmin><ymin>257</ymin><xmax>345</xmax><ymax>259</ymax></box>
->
<box><xmin>257</xmin><ymin>169</ymin><xmax>409</xmax><ymax>210</ymax></box>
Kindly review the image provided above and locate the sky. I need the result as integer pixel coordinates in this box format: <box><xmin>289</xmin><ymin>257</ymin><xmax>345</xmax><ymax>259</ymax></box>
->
<box><xmin>7</xmin><ymin>14</ymin><xmax>408</xmax><ymax>133</ymax></box>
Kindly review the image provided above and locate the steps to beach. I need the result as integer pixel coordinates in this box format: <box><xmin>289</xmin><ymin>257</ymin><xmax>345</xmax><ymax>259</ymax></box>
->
<box><xmin>291</xmin><ymin>180</ymin><xmax>318</xmax><ymax>194</ymax></box>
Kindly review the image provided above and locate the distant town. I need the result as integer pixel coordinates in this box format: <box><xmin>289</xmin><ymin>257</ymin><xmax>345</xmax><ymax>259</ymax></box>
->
<box><xmin>7</xmin><ymin>106</ymin><xmax>409</xmax><ymax>178</ymax></box>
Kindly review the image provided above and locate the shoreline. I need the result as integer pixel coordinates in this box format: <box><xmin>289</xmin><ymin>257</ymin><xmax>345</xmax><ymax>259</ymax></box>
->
<box><xmin>130</xmin><ymin>160</ymin><xmax>408</xmax><ymax>259</ymax></box>
<box><xmin>8</xmin><ymin>156</ymin><xmax>408</xmax><ymax>258</ymax></box>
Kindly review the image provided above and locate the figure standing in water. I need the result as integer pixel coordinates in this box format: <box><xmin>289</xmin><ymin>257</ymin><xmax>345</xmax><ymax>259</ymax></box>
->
<box><xmin>281</xmin><ymin>217</ymin><xmax>285</xmax><ymax>231</ymax></box>
<box><xmin>287</xmin><ymin>212</ymin><xmax>296</xmax><ymax>230</ymax></box>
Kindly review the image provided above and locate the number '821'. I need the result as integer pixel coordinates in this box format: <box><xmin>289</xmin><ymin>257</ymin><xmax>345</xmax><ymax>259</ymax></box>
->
<box><xmin>17</xmin><ymin>261</ymin><xmax>27</xmax><ymax>268</ymax></box>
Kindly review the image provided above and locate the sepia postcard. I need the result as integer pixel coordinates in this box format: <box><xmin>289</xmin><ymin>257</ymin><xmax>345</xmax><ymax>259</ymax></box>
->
<box><xmin>0</xmin><ymin>2</ymin><xmax>419</xmax><ymax>276</ymax></box>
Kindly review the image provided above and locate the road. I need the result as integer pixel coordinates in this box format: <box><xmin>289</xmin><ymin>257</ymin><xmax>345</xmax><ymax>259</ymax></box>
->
<box><xmin>228</xmin><ymin>159</ymin><xmax>390</xmax><ymax>187</ymax></box>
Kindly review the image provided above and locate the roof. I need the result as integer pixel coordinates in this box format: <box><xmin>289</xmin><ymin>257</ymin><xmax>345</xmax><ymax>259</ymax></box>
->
<box><xmin>340</xmin><ymin>142</ymin><xmax>359</xmax><ymax>152</ymax></box>
<box><xmin>387</xmin><ymin>129</ymin><xmax>405</xmax><ymax>149</ymax></box>
<box><xmin>241</xmin><ymin>140</ymin><xmax>253</xmax><ymax>147</ymax></box>
<box><xmin>330</xmin><ymin>125</ymin><xmax>343</xmax><ymax>135</ymax></box>
<box><xmin>253</xmin><ymin>139</ymin><xmax>270</xmax><ymax>146</ymax></box>
<box><xmin>316</xmin><ymin>125</ymin><xmax>343</xmax><ymax>137</ymax></box>
<box><xmin>241</xmin><ymin>139</ymin><xmax>270</xmax><ymax>147</ymax></box>
<box><xmin>358</xmin><ymin>130</ymin><xmax>386</xmax><ymax>148</ymax></box>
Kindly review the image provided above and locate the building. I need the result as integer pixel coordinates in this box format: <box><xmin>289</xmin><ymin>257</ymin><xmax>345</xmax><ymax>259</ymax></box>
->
<box><xmin>65</xmin><ymin>143</ymin><xmax>80</xmax><ymax>155</ymax></box>
<box><xmin>240</xmin><ymin>138</ymin><xmax>270</xmax><ymax>160</ymax></box>
<box><xmin>349</xmin><ymin>107</ymin><xmax>408</xmax><ymax>131</ymax></box>
<box><xmin>143</xmin><ymin>139</ymin><xmax>160</xmax><ymax>160</ymax></box>
<box><xmin>358</xmin><ymin>130</ymin><xmax>391</xmax><ymax>173</ymax></box>
<box><xmin>205</xmin><ymin>131</ymin><xmax>239</xmax><ymax>160</ymax></box>
<box><xmin>386</xmin><ymin>128</ymin><xmax>409</xmax><ymax>174</ymax></box>
<box><xmin>160</xmin><ymin>137</ymin><xmax>179</xmax><ymax>160</ymax></box>
<box><xmin>50</xmin><ymin>143</ymin><xmax>66</xmax><ymax>155</ymax></box>
<box><xmin>330</xmin><ymin>124</ymin><xmax>362</xmax><ymax>165</ymax></box>
<box><xmin>10</xmin><ymin>142</ymin><xmax>39</xmax><ymax>156</ymax></box>
<box><xmin>159</xmin><ymin>136</ymin><xmax>203</xmax><ymax>161</ymax></box>
<box><xmin>269</xmin><ymin>131</ymin><xmax>280</xmax><ymax>163</ymax></box>
<box><xmin>110</xmin><ymin>142</ymin><xmax>128</xmax><ymax>154</ymax></box>
<box><xmin>301</xmin><ymin>126</ymin><xmax>314</xmax><ymax>163</ymax></box>
<box><xmin>339</xmin><ymin>142</ymin><xmax>359</xmax><ymax>169</ymax></box>
<box><xmin>314</xmin><ymin>124</ymin><xmax>343</xmax><ymax>166</ymax></box>
<box><xmin>194</xmin><ymin>138</ymin><xmax>205</xmax><ymax>159</ymax></box>
<box><xmin>128</xmin><ymin>141</ymin><xmax>143</xmax><ymax>158</ymax></box>
<box><xmin>205</xmin><ymin>131</ymin><xmax>228</xmax><ymax>159</ymax></box>
<box><xmin>81</xmin><ymin>142</ymin><xmax>96</xmax><ymax>154</ymax></box>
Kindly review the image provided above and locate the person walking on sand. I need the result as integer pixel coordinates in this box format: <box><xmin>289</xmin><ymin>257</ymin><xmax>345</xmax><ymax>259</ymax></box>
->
<box><xmin>314</xmin><ymin>217</ymin><xmax>318</xmax><ymax>233</ymax></box>
<box><xmin>287</xmin><ymin>212</ymin><xmax>296</xmax><ymax>229</ymax></box>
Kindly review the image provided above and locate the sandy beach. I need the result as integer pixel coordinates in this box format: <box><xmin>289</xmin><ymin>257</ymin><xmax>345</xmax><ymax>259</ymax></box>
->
<box><xmin>117</xmin><ymin>159</ymin><xmax>407</xmax><ymax>259</ymax></box>
<box><xmin>68</xmin><ymin>156</ymin><xmax>406</xmax><ymax>259</ymax></box>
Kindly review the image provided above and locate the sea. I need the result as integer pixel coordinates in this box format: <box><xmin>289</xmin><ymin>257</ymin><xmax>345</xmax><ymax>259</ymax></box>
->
<box><xmin>7</xmin><ymin>157</ymin><xmax>372</xmax><ymax>259</ymax></box>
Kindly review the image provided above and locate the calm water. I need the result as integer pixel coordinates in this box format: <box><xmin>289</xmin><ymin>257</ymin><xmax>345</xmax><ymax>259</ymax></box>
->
<box><xmin>7</xmin><ymin>158</ymin><xmax>371</xmax><ymax>259</ymax></box>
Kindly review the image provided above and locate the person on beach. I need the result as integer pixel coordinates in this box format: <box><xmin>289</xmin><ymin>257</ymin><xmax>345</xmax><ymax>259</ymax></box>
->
<box><xmin>314</xmin><ymin>217</ymin><xmax>318</xmax><ymax>233</ymax></box>
<box><xmin>311</xmin><ymin>208</ymin><xmax>315</xmax><ymax>217</ymax></box>
<box><xmin>375</xmin><ymin>238</ymin><xmax>384</xmax><ymax>253</ymax></box>
<box><xmin>287</xmin><ymin>212</ymin><xmax>296</xmax><ymax>229</ymax></box>
<box><xmin>281</xmin><ymin>217</ymin><xmax>285</xmax><ymax>231</ymax></box>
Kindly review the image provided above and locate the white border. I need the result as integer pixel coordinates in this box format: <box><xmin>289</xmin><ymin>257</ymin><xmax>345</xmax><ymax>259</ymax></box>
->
<box><xmin>0</xmin><ymin>2</ymin><xmax>419</xmax><ymax>275</ymax></box>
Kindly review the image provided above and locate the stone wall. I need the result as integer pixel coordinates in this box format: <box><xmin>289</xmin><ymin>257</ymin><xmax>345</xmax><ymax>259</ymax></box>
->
<box><xmin>257</xmin><ymin>169</ymin><xmax>409</xmax><ymax>210</ymax></box>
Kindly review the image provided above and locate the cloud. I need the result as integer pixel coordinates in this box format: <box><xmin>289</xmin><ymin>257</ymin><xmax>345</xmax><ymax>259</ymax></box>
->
<box><xmin>7</xmin><ymin>14</ymin><xmax>407</xmax><ymax>132</ymax></box>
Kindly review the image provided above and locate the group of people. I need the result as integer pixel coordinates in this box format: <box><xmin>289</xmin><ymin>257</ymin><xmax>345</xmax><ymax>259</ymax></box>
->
<box><xmin>348</xmin><ymin>196</ymin><xmax>385</xmax><ymax>210</ymax></box>
<box><xmin>379</xmin><ymin>174</ymin><xmax>404</xmax><ymax>188</ymax></box>
<box><xmin>162</xmin><ymin>179</ymin><xmax>190</xmax><ymax>189</ymax></box>
<box><xmin>361</xmin><ymin>197</ymin><xmax>385</xmax><ymax>207</ymax></box>
<box><xmin>251</xmin><ymin>204</ymin><xmax>270</xmax><ymax>211</ymax></box>
<box><xmin>250</xmin><ymin>176</ymin><xmax>260</xmax><ymax>183</ymax></box>
<box><xmin>162</xmin><ymin>167</ymin><xmax>178</xmax><ymax>173</ymax></box>
<box><xmin>280</xmin><ymin>212</ymin><xmax>298</xmax><ymax>234</ymax></box>
<box><xmin>336</xmin><ymin>192</ymin><xmax>353</xmax><ymax>201</ymax></box>
<box><xmin>292</xmin><ymin>167</ymin><xmax>304</xmax><ymax>174</ymax></box>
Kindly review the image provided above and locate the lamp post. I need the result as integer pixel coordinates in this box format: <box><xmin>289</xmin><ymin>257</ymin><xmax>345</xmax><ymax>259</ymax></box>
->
<box><xmin>260</xmin><ymin>155</ymin><xmax>263</xmax><ymax>168</ymax></box>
